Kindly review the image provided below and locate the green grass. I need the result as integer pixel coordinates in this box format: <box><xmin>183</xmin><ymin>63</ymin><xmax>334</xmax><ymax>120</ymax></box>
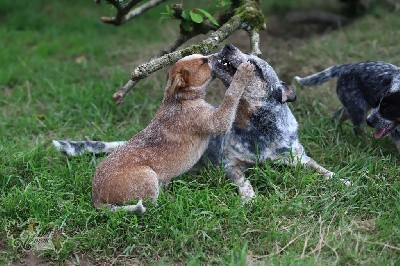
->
<box><xmin>1</xmin><ymin>0</ymin><xmax>400</xmax><ymax>264</ymax></box>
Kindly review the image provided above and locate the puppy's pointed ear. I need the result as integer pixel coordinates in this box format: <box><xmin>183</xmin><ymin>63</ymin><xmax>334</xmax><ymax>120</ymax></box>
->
<box><xmin>180</xmin><ymin>68</ymin><xmax>190</xmax><ymax>88</ymax></box>
<box><xmin>166</xmin><ymin>68</ymin><xmax>190</xmax><ymax>96</ymax></box>
<box><xmin>167</xmin><ymin>68</ymin><xmax>190</xmax><ymax>94</ymax></box>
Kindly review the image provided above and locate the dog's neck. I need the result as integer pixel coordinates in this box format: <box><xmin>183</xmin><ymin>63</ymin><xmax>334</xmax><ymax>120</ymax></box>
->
<box><xmin>159</xmin><ymin>86</ymin><xmax>206</xmax><ymax>114</ymax></box>
<box><xmin>163</xmin><ymin>87</ymin><xmax>206</xmax><ymax>103</ymax></box>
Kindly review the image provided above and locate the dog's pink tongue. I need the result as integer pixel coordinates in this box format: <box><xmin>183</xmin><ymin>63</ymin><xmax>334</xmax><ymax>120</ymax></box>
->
<box><xmin>374</xmin><ymin>128</ymin><xmax>386</xmax><ymax>139</ymax></box>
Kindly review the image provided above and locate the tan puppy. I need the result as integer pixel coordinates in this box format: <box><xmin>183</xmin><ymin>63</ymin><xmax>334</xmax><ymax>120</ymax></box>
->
<box><xmin>92</xmin><ymin>54</ymin><xmax>254</xmax><ymax>213</ymax></box>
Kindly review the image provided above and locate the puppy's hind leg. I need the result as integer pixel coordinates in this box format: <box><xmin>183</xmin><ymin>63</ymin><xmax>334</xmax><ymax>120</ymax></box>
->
<box><xmin>225</xmin><ymin>159</ymin><xmax>256</xmax><ymax>202</ymax></box>
<box><xmin>94</xmin><ymin>166</ymin><xmax>160</xmax><ymax>214</ymax></box>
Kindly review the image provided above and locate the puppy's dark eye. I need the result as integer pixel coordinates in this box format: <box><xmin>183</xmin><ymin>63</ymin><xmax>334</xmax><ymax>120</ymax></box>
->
<box><xmin>202</xmin><ymin>58</ymin><xmax>208</xmax><ymax>64</ymax></box>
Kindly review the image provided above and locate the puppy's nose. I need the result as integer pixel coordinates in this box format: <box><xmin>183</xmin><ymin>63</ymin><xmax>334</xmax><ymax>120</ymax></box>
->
<box><xmin>225</xmin><ymin>44</ymin><xmax>235</xmax><ymax>51</ymax></box>
<box><xmin>288</xmin><ymin>93</ymin><xmax>297</xmax><ymax>102</ymax></box>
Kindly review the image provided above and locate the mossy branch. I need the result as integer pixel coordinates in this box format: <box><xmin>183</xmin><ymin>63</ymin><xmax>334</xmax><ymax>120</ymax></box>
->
<box><xmin>97</xmin><ymin>0</ymin><xmax>266</xmax><ymax>104</ymax></box>
<box><xmin>97</xmin><ymin>0</ymin><xmax>168</xmax><ymax>25</ymax></box>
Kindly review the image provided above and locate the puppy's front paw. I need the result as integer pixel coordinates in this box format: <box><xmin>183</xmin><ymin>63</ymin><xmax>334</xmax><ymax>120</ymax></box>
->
<box><xmin>324</xmin><ymin>171</ymin><xmax>351</xmax><ymax>186</ymax></box>
<box><xmin>232</xmin><ymin>61</ymin><xmax>254</xmax><ymax>88</ymax></box>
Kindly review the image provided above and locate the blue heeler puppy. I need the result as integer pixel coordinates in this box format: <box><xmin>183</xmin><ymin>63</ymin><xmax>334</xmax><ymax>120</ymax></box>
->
<box><xmin>203</xmin><ymin>44</ymin><xmax>336</xmax><ymax>200</ymax></box>
<box><xmin>295</xmin><ymin>61</ymin><xmax>400</xmax><ymax>151</ymax></box>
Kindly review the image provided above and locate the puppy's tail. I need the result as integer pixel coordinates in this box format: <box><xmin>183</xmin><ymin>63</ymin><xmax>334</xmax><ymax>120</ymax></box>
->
<box><xmin>294</xmin><ymin>64</ymin><xmax>350</xmax><ymax>86</ymax></box>
<box><xmin>52</xmin><ymin>140</ymin><xmax>126</xmax><ymax>156</ymax></box>
<box><xmin>109</xmin><ymin>200</ymin><xmax>147</xmax><ymax>214</ymax></box>
<box><xmin>94</xmin><ymin>200</ymin><xmax>147</xmax><ymax>214</ymax></box>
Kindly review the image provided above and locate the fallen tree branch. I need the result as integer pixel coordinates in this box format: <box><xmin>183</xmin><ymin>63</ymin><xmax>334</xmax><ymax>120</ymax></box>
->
<box><xmin>131</xmin><ymin>17</ymin><xmax>242</xmax><ymax>80</ymax></box>
<box><xmin>250</xmin><ymin>29</ymin><xmax>262</xmax><ymax>56</ymax></box>
<box><xmin>120</xmin><ymin>0</ymin><xmax>168</xmax><ymax>25</ymax></box>
<box><xmin>113</xmin><ymin>80</ymin><xmax>138</xmax><ymax>104</ymax></box>
<box><xmin>113</xmin><ymin>2</ymin><xmax>265</xmax><ymax>103</ymax></box>
<box><xmin>113</xmin><ymin>34</ymin><xmax>197</xmax><ymax>103</ymax></box>
<box><xmin>98</xmin><ymin>0</ymin><xmax>167</xmax><ymax>25</ymax></box>
<box><xmin>113</xmin><ymin>15</ymin><xmax>242</xmax><ymax>103</ymax></box>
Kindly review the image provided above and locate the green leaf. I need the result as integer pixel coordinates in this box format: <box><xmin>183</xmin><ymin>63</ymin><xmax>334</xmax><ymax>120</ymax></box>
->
<box><xmin>220</xmin><ymin>0</ymin><xmax>232</xmax><ymax>7</ymax></box>
<box><xmin>196</xmin><ymin>8</ymin><xmax>219</xmax><ymax>26</ymax></box>
<box><xmin>182</xmin><ymin>21</ymin><xmax>193</xmax><ymax>32</ymax></box>
<box><xmin>160</xmin><ymin>5</ymin><xmax>174</xmax><ymax>19</ymax></box>
<box><xmin>190</xmin><ymin>10</ymin><xmax>203</xmax><ymax>23</ymax></box>
<box><xmin>181</xmin><ymin>10</ymin><xmax>190</xmax><ymax>21</ymax></box>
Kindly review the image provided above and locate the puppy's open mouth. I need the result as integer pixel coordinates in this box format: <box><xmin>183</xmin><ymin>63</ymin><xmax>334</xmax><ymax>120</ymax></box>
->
<box><xmin>373</xmin><ymin>124</ymin><xmax>396</xmax><ymax>138</ymax></box>
<box><xmin>217</xmin><ymin>56</ymin><xmax>237</xmax><ymax>76</ymax></box>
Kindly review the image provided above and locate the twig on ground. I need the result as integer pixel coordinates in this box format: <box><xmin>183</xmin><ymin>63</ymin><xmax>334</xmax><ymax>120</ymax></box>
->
<box><xmin>301</xmin><ymin>232</ymin><xmax>310</xmax><ymax>259</ymax></box>
<box><xmin>252</xmin><ymin>230</ymin><xmax>310</xmax><ymax>259</ymax></box>
<box><xmin>366</xmin><ymin>241</ymin><xmax>400</xmax><ymax>251</ymax></box>
<box><xmin>310</xmin><ymin>216</ymin><xmax>326</xmax><ymax>260</ymax></box>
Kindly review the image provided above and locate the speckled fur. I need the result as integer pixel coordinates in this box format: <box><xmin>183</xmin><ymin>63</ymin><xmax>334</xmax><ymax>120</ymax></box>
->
<box><xmin>295</xmin><ymin>61</ymin><xmax>400</xmax><ymax>152</ymax></box>
<box><xmin>52</xmin><ymin>140</ymin><xmax>126</xmax><ymax>156</ymax></box>
<box><xmin>91</xmin><ymin>55</ymin><xmax>253</xmax><ymax>212</ymax></box>
<box><xmin>201</xmin><ymin>44</ymin><xmax>334</xmax><ymax>201</ymax></box>
<box><xmin>295</xmin><ymin>62</ymin><xmax>400</xmax><ymax>133</ymax></box>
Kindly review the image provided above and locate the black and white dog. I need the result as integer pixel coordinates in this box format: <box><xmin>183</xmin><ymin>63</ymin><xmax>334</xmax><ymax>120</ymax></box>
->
<box><xmin>295</xmin><ymin>61</ymin><xmax>400</xmax><ymax>152</ymax></box>
<box><xmin>203</xmin><ymin>44</ymin><xmax>336</xmax><ymax>200</ymax></box>
<box><xmin>53</xmin><ymin>45</ymin><xmax>338</xmax><ymax>201</ymax></box>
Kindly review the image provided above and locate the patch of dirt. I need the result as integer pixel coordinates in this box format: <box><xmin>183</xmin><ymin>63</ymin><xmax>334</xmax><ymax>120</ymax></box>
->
<box><xmin>10</xmin><ymin>252</ymin><xmax>96</xmax><ymax>266</ymax></box>
<box><xmin>12</xmin><ymin>251</ymin><xmax>48</xmax><ymax>266</ymax></box>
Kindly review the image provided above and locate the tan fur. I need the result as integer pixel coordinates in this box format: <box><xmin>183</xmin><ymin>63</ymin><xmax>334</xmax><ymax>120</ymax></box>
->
<box><xmin>234</xmin><ymin>99</ymin><xmax>252</xmax><ymax>129</ymax></box>
<box><xmin>92</xmin><ymin>55</ymin><xmax>254</xmax><ymax>211</ymax></box>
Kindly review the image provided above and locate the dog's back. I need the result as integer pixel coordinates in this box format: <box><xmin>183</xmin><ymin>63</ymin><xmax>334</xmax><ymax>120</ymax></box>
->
<box><xmin>296</xmin><ymin>61</ymin><xmax>400</xmax><ymax>105</ymax></box>
<box><xmin>295</xmin><ymin>61</ymin><xmax>400</xmax><ymax>134</ymax></box>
